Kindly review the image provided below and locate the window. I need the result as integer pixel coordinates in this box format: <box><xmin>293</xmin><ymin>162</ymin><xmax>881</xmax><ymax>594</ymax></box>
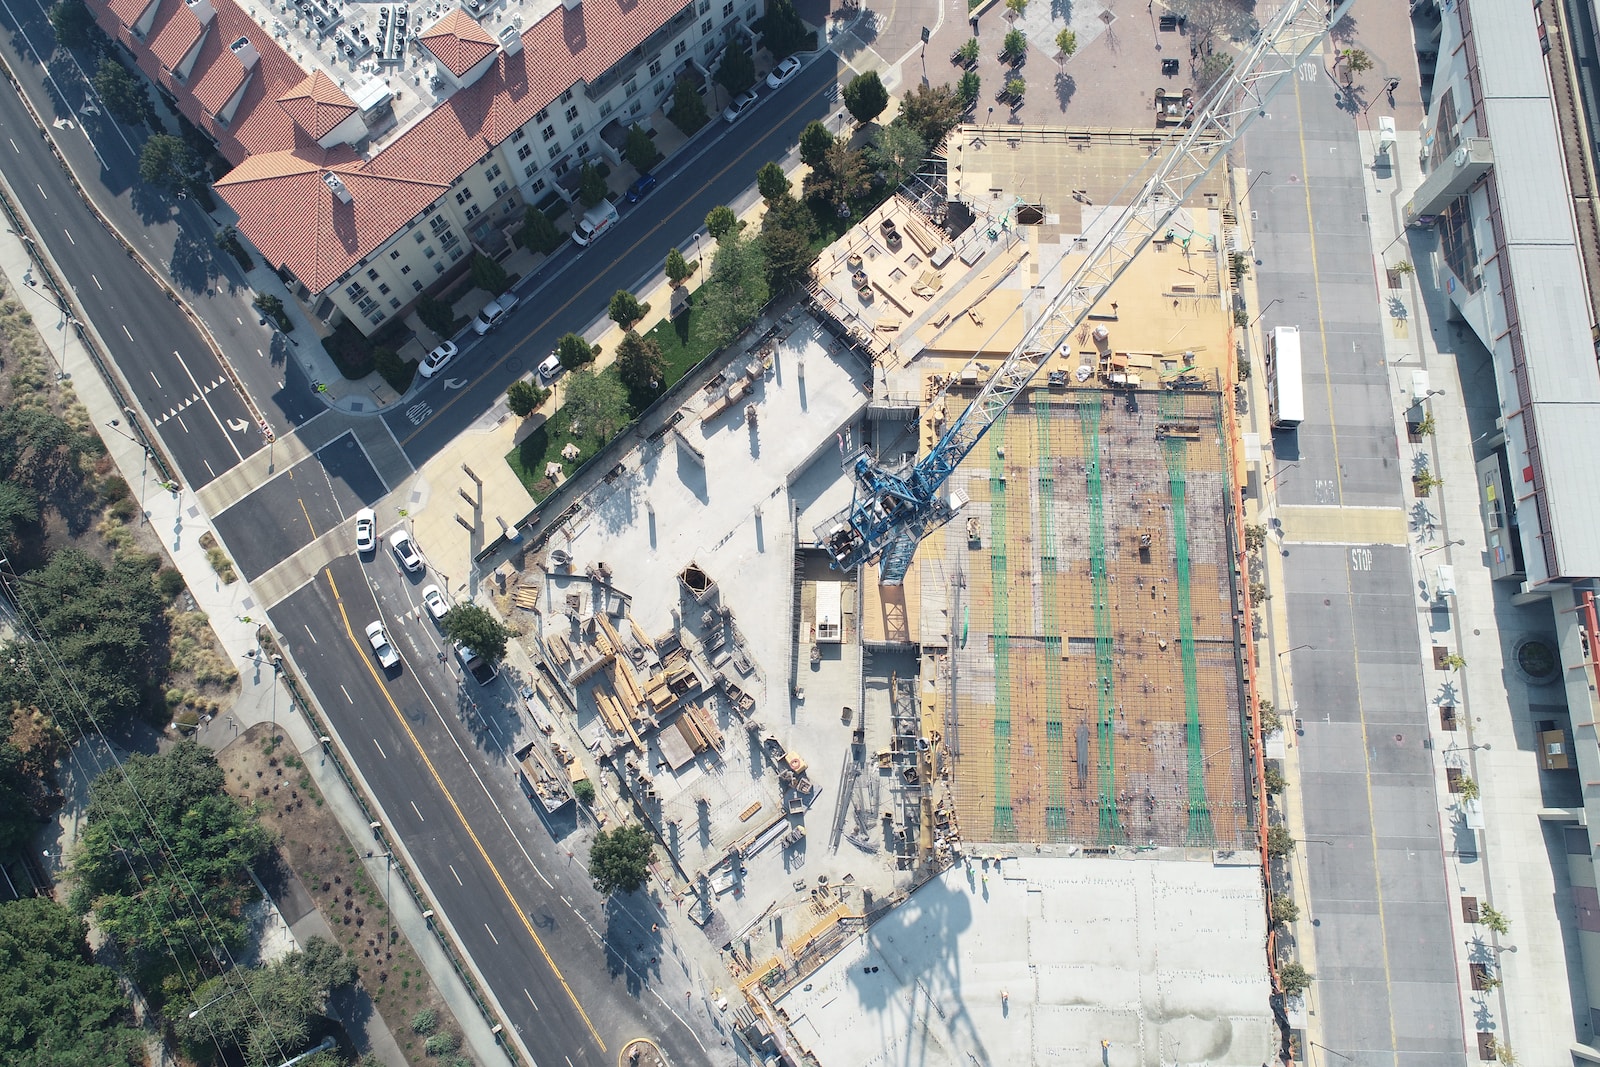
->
<box><xmin>414</xmin><ymin>231</ymin><xmax>425</xmax><ymax>243</ymax></box>
<box><xmin>412</xmin><ymin>279</ymin><xmax>424</xmax><ymax>292</ymax></box>
<box><xmin>560</xmin><ymin>88</ymin><xmax>573</xmax><ymax>104</ymax></box>
<box><xmin>483</xmin><ymin>163</ymin><xmax>502</xmax><ymax>181</ymax></box>
<box><xmin>435</xmin><ymin>261</ymin><xmax>446</xmax><ymax>274</ymax></box>
<box><xmin>549</xmin><ymin>144</ymin><xmax>563</xmax><ymax>160</ymax></box>
<box><xmin>493</xmin><ymin>181</ymin><xmax>510</xmax><ymax>198</ymax></box>
<box><xmin>704</xmin><ymin>38</ymin><xmax>715</xmax><ymax>54</ymax></box>
<box><xmin>345</xmin><ymin>281</ymin><xmax>368</xmax><ymax>300</ymax></box>
<box><xmin>675</xmin><ymin>40</ymin><xmax>686</xmax><ymax>57</ymax></box>
<box><xmin>510</xmin><ymin>128</ymin><xmax>526</xmax><ymax>144</ymax></box>
<box><xmin>599</xmin><ymin>101</ymin><xmax>612</xmax><ymax>117</ymax></box>
<box><xmin>648</xmin><ymin>57</ymin><xmax>662</xmax><ymax>76</ymax></box>
<box><xmin>378</xmin><ymin>282</ymin><xmax>391</xmax><ymax>295</ymax></box>
<box><xmin>518</xmin><ymin>143</ymin><xmax>533</xmax><ymax>161</ymax></box>
<box><xmin>366</xmin><ymin>268</ymin><xmax>379</xmax><ymax>280</ymax></box>
<box><xmin>629</xmin><ymin>100</ymin><xmax>643</xmax><ymax>115</ymax></box>
<box><xmin>571</xmin><ymin>123</ymin><xmax>584</xmax><ymax>138</ymax></box>
<box><xmin>401</xmin><ymin>264</ymin><xmax>412</xmax><ymax>274</ymax></box>
<box><xmin>625</xmin><ymin>79</ymin><xmax>638</xmax><ymax>97</ymax></box>
<box><xmin>542</xmin><ymin>124</ymin><xmax>557</xmax><ymax>141</ymax></box>
<box><xmin>699</xmin><ymin>0</ymin><xmax>709</xmax><ymax>12</ymax></box>
<box><xmin>565</xmin><ymin>105</ymin><xmax>579</xmax><ymax>122</ymax></box>
<box><xmin>723</xmin><ymin>2</ymin><xmax>732</xmax><ymax>16</ymax></box>
<box><xmin>389</xmin><ymin>297</ymin><xmax>401</xmax><ymax>309</ymax></box>
<box><xmin>701</xmin><ymin>17</ymin><xmax>712</xmax><ymax>34</ymax></box>
<box><xmin>455</xmin><ymin>188</ymin><xmax>474</xmax><ymax>205</ymax></box>
<box><xmin>368</xmin><ymin>310</ymin><xmax>386</xmax><ymax>326</ymax></box>
<box><xmin>553</xmin><ymin>159</ymin><xmax>570</xmax><ymax>177</ymax></box>
<box><xmin>654</xmin><ymin>80</ymin><xmax>665</xmax><ymax>97</ymax></box>
<box><xmin>430</xmin><ymin>214</ymin><xmax>451</xmax><ymax>233</ymax></box>
<box><xmin>422</xmin><ymin>204</ymin><xmax>436</xmax><ymax>218</ymax></box>
<box><xmin>1439</xmin><ymin>194</ymin><xmax>1481</xmax><ymax>294</ymax></box>
<box><xmin>463</xmin><ymin>204</ymin><xmax>483</xmax><ymax>222</ymax></box>
<box><xmin>524</xmin><ymin>161</ymin><xmax>539</xmax><ymax>178</ymax></box>
<box><xmin>530</xmin><ymin>178</ymin><xmax>546</xmax><ymax>194</ymax></box>
<box><xmin>440</xmin><ymin>230</ymin><xmax>459</xmax><ymax>249</ymax></box>
<box><xmin>576</xmin><ymin>141</ymin><xmax>591</xmax><ymax>158</ymax></box>
<box><xmin>357</xmin><ymin>295</ymin><xmax>378</xmax><ymax>313</ymax></box>
<box><xmin>424</xmin><ymin>247</ymin><xmax>436</xmax><ymax>259</ymax></box>
<box><xmin>536</xmin><ymin>107</ymin><xmax>549</xmax><ymax>121</ymax></box>
<box><xmin>389</xmin><ymin>249</ymin><xmax>401</xmax><ymax>260</ymax></box>
<box><xmin>449</xmin><ymin>246</ymin><xmax>465</xmax><ymax>261</ymax></box>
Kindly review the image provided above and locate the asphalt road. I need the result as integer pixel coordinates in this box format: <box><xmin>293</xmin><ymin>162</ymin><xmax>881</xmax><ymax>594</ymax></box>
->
<box><xmin>275</xmin><ymin>553</ymin><xmax>710</xmax><ymax>1067</ymax></box>
<box><xmin>1249</xmin><ymin>68</ymin><xmax>1467</xmax><ymax>1065</ymax></box>
<box><xmin>385</xmin><ymin>53</ymin><xmax>845</xmax><ymax>464</ymax></box>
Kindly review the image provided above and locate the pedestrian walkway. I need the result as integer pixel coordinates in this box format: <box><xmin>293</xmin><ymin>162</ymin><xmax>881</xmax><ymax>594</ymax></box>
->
<box><xmin>0</xmin><ymin>179</ymin><xmax>515</xmax><ymax>1067</ymax></box>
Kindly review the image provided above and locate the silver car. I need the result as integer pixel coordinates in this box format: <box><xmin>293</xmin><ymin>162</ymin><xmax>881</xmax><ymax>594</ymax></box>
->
<box><xmin>388</xmin><ymin>529</ymin><xmax>424</xmax><ymax>573</ymax></box>
<box><xmin>366</xmin><ymin>620</ymin><xmax>400</xmax><ymax>668</ymax></box>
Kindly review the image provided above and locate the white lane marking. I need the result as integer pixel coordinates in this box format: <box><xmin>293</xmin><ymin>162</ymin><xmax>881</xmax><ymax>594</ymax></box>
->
<box><xmin>62</xmin><ymin>228</ymin><xmax>73</xmax><ymax>245</ymax></box>
<box><xmin>523</xmin><ymin>988</ymin><xmax>539</xmax><ymax>1012</ymax></box>
<box><xmin>170</xmin><ymin>350</ymin><xmax>244</xmax><ymax>463</ymax></box>
<box><xmin>304</xmin><ymin>624</ymin><xmax>318</xmax><ymax>644</ymax></box>
<box><xmin>484</xmin><ymin>924</ymin><xmax>499</xmax><ymax>945</ymax></box>
<box><xmin>409</xmin><ymin>800</ymin><xmax>424</xmax><ymax>821</ymax></box>
<box><xmin>499</xmin><ymin>814</ymin><xmax>554</xmax><ymax>889</ymax></box>
<box><xmin>91</xmin><ymin>274</ymin><xmax>102</xmax><ymax>290</ymax></box>
<box><xmin>449</xmin><ymin>864</ymin><xmax>463</xmax><ymax>886</ymax></box>
<box><xmin>149</xmin><ymin>369</ymin><xmax>162</xmax><ymax>388</ymax></box>
<box><xmin>122</xmin><ymin>324</ymin><xmax>133</xmax><ymax>341</ymax></box>
<box><xmin>35</xmin><ymin>183</ymin><xmax>45</xmax><ymax>199</ymax></box>
<box><xmin>373</xmin><ymin>739</ymin><xmax>387</xmax><ymax>758</ymax></box>
<box><xmin>340</xmin><ymin>685</ymin><xmax>353</xmax><ymax>703</ymax></box>
<box><xmin>7</xmin><ymin>139</ymin><xmax>16</xmax><ymax>152</ymax></box>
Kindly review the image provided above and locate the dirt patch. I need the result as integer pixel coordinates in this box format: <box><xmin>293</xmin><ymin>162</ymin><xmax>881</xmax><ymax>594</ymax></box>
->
<box><xmin>217</xmin><ymin>724</ymin><xmax>467</xmax><ymax>1065</ymax></box>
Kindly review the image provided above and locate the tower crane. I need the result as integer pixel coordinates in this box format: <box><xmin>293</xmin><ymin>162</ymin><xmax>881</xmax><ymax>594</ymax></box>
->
<box><xmin>818</xmin><ymin>0</ymin><xmax>1355</xmax><ymax>585</ymax></box>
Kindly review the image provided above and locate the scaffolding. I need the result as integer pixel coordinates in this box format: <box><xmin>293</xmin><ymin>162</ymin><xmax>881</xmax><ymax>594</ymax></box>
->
<box><xmin>1080</xmin><ymin>396</ymin><xmax>1120</xmax><ymax>845</ymax></box>
<box><xmin>988</xmin><ymin>411</ymin><xmax>1015</xmax><ymax>840</ymax></box>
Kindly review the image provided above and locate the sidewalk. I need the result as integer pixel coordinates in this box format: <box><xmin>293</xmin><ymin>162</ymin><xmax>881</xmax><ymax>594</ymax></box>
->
<box><xmin>0</xmin><ymin>175</ymin><xmax>515</xmax><ymax>1067</ymax></box>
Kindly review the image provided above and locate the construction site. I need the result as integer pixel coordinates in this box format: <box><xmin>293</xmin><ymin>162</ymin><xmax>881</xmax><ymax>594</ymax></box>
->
<box><xmin>508</xmin><ymin>124</ymin><xmax>1271</xmax><ymax>1066</ymax></box>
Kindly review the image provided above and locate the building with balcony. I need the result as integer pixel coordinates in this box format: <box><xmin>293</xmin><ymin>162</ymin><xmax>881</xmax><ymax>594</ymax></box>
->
<box><xmin>90</xmin><ymin>0</ymin><xmax>762</xmax><ymax>333</ymax></box>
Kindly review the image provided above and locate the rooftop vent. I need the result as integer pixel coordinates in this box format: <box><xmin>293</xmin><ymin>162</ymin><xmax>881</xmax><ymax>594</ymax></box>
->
<box><xmin>322</xmin><ymin>172</ymin><xmax>353</xmax><ymax>204</ymax></box>
<box><xmin>229</xmin><ymin>35</ymin><xmax>259</xmax><ymax>68</ymax></box>
<box><xmin>561</xmin><ymin>0</ymin><xmax>581</xmax><ymax>11</ymax></box>
<box><xmin>499</xmin><ymin>24</ymin><xmax>522</xmax><ymax>55</ymax></box>
<box><xmin>185</xmin><ymin>0</ymin><xmax>215</xmax><ymax>23</ymax></box>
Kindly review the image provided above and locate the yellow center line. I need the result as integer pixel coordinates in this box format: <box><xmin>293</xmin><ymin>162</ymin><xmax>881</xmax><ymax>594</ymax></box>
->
<box><xmin>1293</xmin><ymin>74</ymin><xmax>1345</xmax><ymax>508</ymax></box>
<box><xmin>325</xmin><ymin>568</ymin><xmax>607</xmax><ymax>1054</ymax></box>
<box><xmin>401</xmin><ymin>70</ymin><xmax>840</xmax><ymax>447</ymax></box>
<box><xmin>299</xmin><ymin>498</ymin><xmax>318</xmax><ymax>540</ymax></box>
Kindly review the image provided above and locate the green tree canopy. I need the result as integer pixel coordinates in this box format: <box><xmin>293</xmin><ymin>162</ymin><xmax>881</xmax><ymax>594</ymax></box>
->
<box><xmin>1056</xmin><ymin>28</ymin><xmax>1077</xmax><ymax>56</ymax></box>
<box><xmin>760</xmin><ymin>193</ymin><xmax>819</xmax><ymax>295</ymax></box>
<box><xmin>577</xmin><ymin>162</ymin><xmax>608</xmax><ymax>208</ymax></box>
<box><xmin>175</xmin><ymin>938</ymin><xmax>354</xmax><ymax>1066</ymax></box>
<box><xmin>518</xmin><ymin>204</ymin><xmax>562</xmax><ymax>254</ymax></box>
<box><xmin>93</xmin><ymin>59</ymin><xmax>146</xmax><ymax>126</ymax></box>
<box><xmin>872</xmin><ymin>121</ymin><xmax>927</xmax><ymax>188</ymax></box>
<box><xmin>556</xmin><ymin>332</ymin><xmax>596</xmax><ymax>370</ymax></box>
<box><xmin>48</xmin><ymin>0</ymin><xmax>96</xmax><ymax>47</ymax></box>
<box><xmin>705</xmin><ymin>204</ymin><xmax>738</xmax><ymax>240</ymax></box>
<box><xmin>715</xmin><ymin>45</ymin><xmax>757</xmax><ymax>95</ymax></box>
<box><xmin>897</xmin><ymin>83</ymin><xmax>964</xmax><ymax>147</ymax></box>
<box><xmin>588</xmin><ymin>822</ymin><xmax>655</xmax><ymax>894</ymax></box>
<box><xmin>0</xmin><ymin>897</ymin><xmax>142</xmax><ymax>1067</ymax></box>
<box><xmin>665</xmin><ymin>246</ymin><xmax>694</xmax><ymax>287</ymax></box>
<box><xmin>757</xmin><ymin>161</ymin><xmax>792</xmax><ymax>203</ymax></box>
<box><xmin>804</xmin><ymin>140</ymin><xmax>870</xmax><ymax>215</ymax></box>
<box><xmin>699</xmin><ymin>231</ymin><xmax>769</xmax><ymax>348</ymax></box>
<box><xmin>958</xmin><ymin>70</ymin><xmax>981</xmax><ymax>107</ymax></box>
<box><xmin>615</xmin><ymin>331</ymin><xmax>667</xmax><ymax>395</ymax></box>
<box><xmin>469</xmin><ymin>253</ymin><xmax>509</xmax><ymax>295</ymax></box>
<box><xmin>0</xmin><ymin>480</ymin><xmax>38</xmax><ymax>547</ymax></box>
<box><xmin>608</xmin><ymin>289</ymin><xmax>649</xmax><ymax>329</ymax></box>
<box><xmin>843</xmin><ymin>71</ymin><xmax>888</xmax><ymax>124</ymax></box>
<box><xmin>623</xmin><ymin>123</ymin><xmax>658</xmax><ymax>174</ymax></box>
<box><xmin>138</xmin><ymin>134</ymin><xmax>197</xmax><ymax>192</ymax></box>
<box><xmin>1003</xmin><ymin>28</ymin><xmax>1027</xmax><ymax>61</ymax></box>
<box><xmin>671</xmin><ymin>77</ymin><xmax>709</xmax><ymax>134</ymax></box>
<box><xmin>68</xmin><ymin>741</ymin><xmax>270</xmax><ymax>989</ymax></box>
<box><xmin>562</xmin><ymin>368</ymin><xmax>631</xmax><ymax>445</ymax></box>
<box><xmin>441</xmin><ymin>603</ymin><xmax>512</xmax><ymax>663</ymax></box>
<box><xmin>756</xmin><ymin>0</ymin><xmax>810</xmax><ymax>58</ymax></box>
<box><xmin>506</xmin><ymin>379</ymin><xmax>549</xmax><ymax>418</ymax></box>
<box><xmin>799</xmin><ymin>120</ymin><xmax>834</xmax><ymax>166</ymax></box>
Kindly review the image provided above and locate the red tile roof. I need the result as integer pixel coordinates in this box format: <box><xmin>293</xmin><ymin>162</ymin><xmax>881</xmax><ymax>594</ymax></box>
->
<box><xmin>191</xmin><ymin>44</ymin><xmax>247</xmax><ymax>117</ymax></box>
<box><xmin>277</xmin><ymin>71</ymin><xmax>358</xmax><ymax>139</ymax></box>
<box><xmin>147</xmin><ymin>1</ymin><xmax>203</xmax><ymax>71</ymax></box>
<box><xmin>419</xmin><ymin>9</ymin><xmax>498</xmax><ymax>79</ymax></box>
<box><xmin>100</xmin><ymin>0</ymin><xmax>691</xmax><ymax>294</ymax></box>
<box><xmin>107</xmin><ymin>0</ymin><xmax>154</xmax><ymax>26</ymax></box>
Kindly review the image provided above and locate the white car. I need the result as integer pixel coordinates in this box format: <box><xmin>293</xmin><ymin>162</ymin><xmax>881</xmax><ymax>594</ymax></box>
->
<box><xmin>722</xmin><ymin>89</ymin><xmax>759</xmax><ymax>123</ymax></box>
<box><xmin>537</xmin><ymin>352</ymin><xmax>563</xmax><ymax>382</ymax></box>
<box><xmin>473</xmin><ymin>294</ymin><xmax>520</xmax><ymax>335</ymax></box>
<box><xmin>388</xmin><ymin>529</ymin><xmax>423</xmax><ymax>573</ymax></box>
<box><xmin>354</xmin><ymin>508</ymin><xmax>376</xmax><ymax>554</ymax></box>
<box><xmin>366</xmin><ymin>620</ymin><xmax>400</xmax><ymax>668</ymax></box>
<box><xmin>421</xmin><ymin>584</ymin><xmax>449</xmax><ymax>623</ymax></box>
<box><xmin>417</xmin><ymin>341</ymin><xmax>458</xmax><ymax>379</ymax></box>
<box><xmin>766</xmin><ymin>56</ymin><xmax>801</xmax><ymax>89</ymax></box>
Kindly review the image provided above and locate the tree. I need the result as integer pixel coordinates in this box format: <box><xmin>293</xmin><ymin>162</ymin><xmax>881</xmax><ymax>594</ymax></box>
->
<box><xmin>1005</xmin><ymin>0</ymin><xmax>1027</xmax><ymax>14</ymax></box>
<box><xmin>556</xmin><ymin>331</ymin><xmax>596</xmax><ymax>370</ymax></box>
<box><xmin>608</xmin><ymin>289</ymin><xmax>649</xmax><ymax>329</ymax></box>
<box><xmin>1265</xmin><ymin>825</ymin><xmax>1295</xmax><ymax>857</ymax></box>
<box><xmin>799</xmin><ymin>120</ymin><xmax>834</xmax><ymax>166</ymax></box>
<box><xmin>1442</xmin><ymin>651</ymin><xmax>1466</xmax><ymax>671</ymax></box>
<box><xmin>518</xmin><ymin>206</ymin><xmax>561</xmax><ymax>254</ymax></box>
<box><xmin>665</xmin><ymin>246</ymin><xmax>694</xmax><ymax>287</ymax></box>
<box><xmin>1415</xmin><ymin>410</ymin><xmax>1436</xmax><ymax>437</ymax></box>
<box><xmin>1198</xmin><ymin>52</ymin><xmax>1233</xmax><ymax>95</ymax></box>
<box><xmin>705</xmin><ymin>204</ymin><xmax>739</xmax><ymax>241</ymax></box>
<box><xmin>1456</xmin><ymin>774</ymin><xmax>1480</xmax><ymax>802</ymax></box>
<box><xmin>1005</xmin><ymin>76</ymin><xmax>1027</xmax><ymax>102</ymax></box>
<box><xmin>760</xmin><ymin>191</ymin><xmax>819</xmax><ymax>294</ymax></box>
<box><xmin>506</xmin><ymin>380</ymin><xmax>549</xmax><ymax>417</ymax></box>
<box><xmin>138</xmin><ymin>133</ymin><xmax>197</xmax><ymax>192</ymax></box>
<box><xmin>441</xmin><ymin>603</ymin><xmax>512</xmax><ymax>663</ymax></box>
<box><xmin>615</xmin><ymin>331</ymin><xmax>667</xmax><ymax>395</ymax></box>
<box><xmin>0</xmin><ymin>481</ymin><xmax>38</xmax><ymax>546</ymax></box>
<box><xmin>872</xmin><ymin>121</ymin><xmax>927</xmax><ymax>188</ymax></box>
<box><xmin>843</xmin><ymin>70</ymin><xmax>888</xmax><ymax>124</ymax></box>
<box><xmin>756</xmin><ymin>0</ymin><xmax>810</xmax><ymax>58</ymax></box>
<box><xmin>1278</xmin><ymin>961</ymin><xmax>1312</xmax><ymax>998</ymax></box>
<box><xmin>623</xmin><ymin>123</ymin><xmax>658</xmax><ymax>174</ymax></box>
<box><xmin>176</xmin><ymin>939</ymin><xmax>355</xmax><ymax>1066</ymax></box>
<box><xmin>94</xmin><ymin>60</ymin><xmax>146</xmax><ymax>126</ymax></box>
<box><xmin>68</xmin><ymin>742</ymin><xmax>270</xmax><ymax>989</ymax></box>
<box><xmin>1263</xmin><ymin>764</ymin><xmax>1285</xmax><ymax>794</ymax></box>
<box><xmin>898</xmin><ymin>83</ymin><xmax>964</xmax><ymax>146</ymax></box>
<box><xmin>573</xmin><ymin>778</ymin><xmax>596</xmax><ymax>805</ymax></box>
<box><xmin>417</xmin><ymin>293</ymin><xmax>455</xmax><ymax>336</ymax></box>
<box><xmin>958</xmin><ymin>70</ymin><xmax>982</xmax><ymax>107</ymax></box>
<box><xmin>698</xmin><ymin>232</ymin><xmax>769</xmax><ymax>348</ymax></box>
<box><xmin>562</xmin><ymin>368</ymin><xmax>631</xmax><ymax>445</ymax></box>
<box><xmin>0</xmin><ymin>897</ymin><xmax>142</xmax><ymax>1067</ymax></box>
<box><xmin>1003</xmin><ymin>28</ymin><xmax>1027</xmax><ymax>61</ymax></box>
<box><xmin>48</xmin><ymin>0</ymin><xmax>96</xmax><ymax>48</ymax></box>
<box><xmin>716</xmin><ymin>45</ymin><xmax>757</xmax><ymax>95</ymax></box>
<box><xmin>956</xmin><ymin>38</ymin><xmax>981</xmax><ymax>66</ymax></box>
<box><xmin>588</xmin><ymin>822</ymin><xmax>655</xmax><ymax>894</ymax></box>
<box><xmin>757</xmin><ymin>161</ymin><xmax>791</xmax><ymax>203</ymax></box>
<box><xmin>1056</xmin><ymin>27</ymin><xmax>1077</xmax><ymax>57</ymax></box>
<box><xmin>1478</xmin><ymin>903</ymin><xmax>1510</xmax><ymax>936</ymax></box>
<box><xmin>805</xmin><ymin>140</ymin><xmax>870</xmax><ymax>215</ymax></box>
<box><xmin>577</xmin><ymin>162</ymin><xmax>608</xmax><ymax>208</ymax></box>
<box><xmin>671</xmin><ymin>77</ymin><xmax>709</xmax><ymax>134</ymax></box>
<box><xmin>1338</xmin><ymin>47</ymin><xmax>1373</xmax><ymax>86</ymax></box>
<box><xmin>1270</xmin><ymin>893</ymin><xmax>1300</xmax><ymax>926</ymax></box>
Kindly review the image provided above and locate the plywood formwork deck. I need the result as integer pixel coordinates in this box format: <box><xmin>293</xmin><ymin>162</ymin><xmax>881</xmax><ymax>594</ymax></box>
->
<box><xmin>921</xmin><ymin>388</ymin><xmax>1250</xmax><ymax>849</ymax></box>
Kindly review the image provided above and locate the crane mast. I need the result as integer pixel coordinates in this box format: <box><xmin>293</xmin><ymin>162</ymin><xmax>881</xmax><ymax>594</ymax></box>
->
<box><xmin>818</xmin><ymin>0</ymin><xmax>1354</xmax><ymax>584</ymax></box>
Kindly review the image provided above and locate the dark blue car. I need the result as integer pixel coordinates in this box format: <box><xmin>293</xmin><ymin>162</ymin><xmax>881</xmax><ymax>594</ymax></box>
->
<box><xmin>626</xmin><ymin>173</ymin><xmax>657</xmax><ymax>203</ymax></box>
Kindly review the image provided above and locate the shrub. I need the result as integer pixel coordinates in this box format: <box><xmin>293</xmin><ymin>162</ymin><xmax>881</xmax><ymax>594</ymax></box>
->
<box><xmin>573</xmin><ymin>778</ymin><xmax>596</xmax><ymax>805</ymax></box>
<box><xmin>424</xmin><ymin>1031</ymin><xmax>460</xmax><ymax>1056</ymax></box>
<box><xmin>624</xmin><ymin>123</ymin><xmax>660</xmax><ymax>174</ymax></box>
<box><xmin>671</xmin><ymin>77</ymin><xmax>709</xmax><ymax>134</ymax></box>
<box><xmin>506</xmin><ymin>380</ymin><xmax>550</xmax><ymax>418</ymax></box>
<box><xmin>843</xmin><ymin>71</ymin><xmax>888</xmax><ymax>123</ymax></box>
<box><xmin>154</xmin><ymin>567</ymin><xmax>186</xmax><ymax>600</ymax></box>
<box><xmin>665</xmin><ymin>247</ymin><xmax>694</xmax><ymax>287</ymax></box>
<box><xmin>1266</xmin><ymin>825</ymin><xmax>1295</xmax><ymax>857</ymax></box>
<box><xmin>416</xmin><ymin>294</ymin><xmax>455</xmax><ymax>337</ymax></box>
<box><xmin>372</xmin><ymin>347</ymin><xmax>416</xmax><ymax>393</ymax></box>
<box><xmin>411</xmin><ymin>1008</ymin><xmax>437</xmax><ymax>1035</ymax></box>
<box><xmin>577</xmin><ymin>162</ymin><xmax>608</xmax><ymax>208</ymax></box>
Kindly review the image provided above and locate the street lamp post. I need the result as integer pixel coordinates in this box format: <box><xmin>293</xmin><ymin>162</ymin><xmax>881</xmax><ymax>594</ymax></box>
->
<box><xmin>188</xmin><ymin>984</ymin><xmax>240</xmax><ymax>1019</ymax></box>
<box><xmin>107</xmin><ymin>418</ymin><xmax>152</xmax><ymax>524</ymax></box>
<box><xmin>1250</xmin><ymin>297</ymin><xmax>1282</xmax><ymax>328</ymax></box>
<box><xmin>1419</xmin><ymin>538</ymin><xmax>1464</xmax><ymax>557</ymax></box>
